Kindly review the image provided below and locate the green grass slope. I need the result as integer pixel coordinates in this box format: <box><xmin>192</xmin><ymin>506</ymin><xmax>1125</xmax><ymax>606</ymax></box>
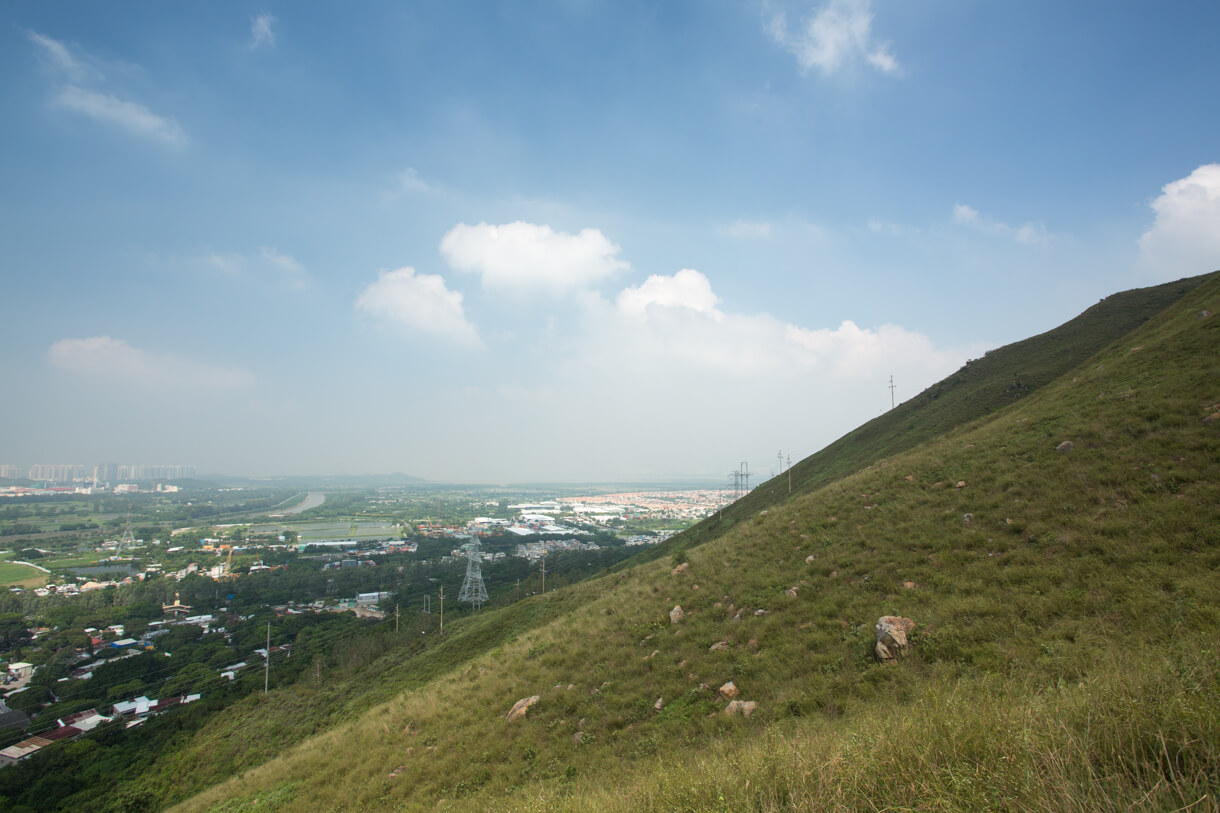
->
<box><xmin>170</xmin><ymin>275</ymin><xmax>1220</xmax><ymax>812</ymax></box>
<box><xmin>671</xmin><ymin>272</ymin><xmax>1212</xmax><ymax>554</ymax></box>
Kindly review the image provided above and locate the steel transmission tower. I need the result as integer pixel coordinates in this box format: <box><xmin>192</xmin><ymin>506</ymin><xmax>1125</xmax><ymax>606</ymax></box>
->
<box><xmin>458</xmin><ymin>537</ymin><xmax>488</xmax><ymax>609</ymax></box>
<box><xmin>117</xmin><ymin>513</ymin><xmax>135</xmax><ymax>556</ymax></box>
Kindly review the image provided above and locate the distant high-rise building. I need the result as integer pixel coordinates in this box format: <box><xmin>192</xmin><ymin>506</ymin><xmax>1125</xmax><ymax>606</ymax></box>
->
<box><xmin>0</xmin><ymin>464</ymin><xmax>24</xmax><ymax>480</ymax></box>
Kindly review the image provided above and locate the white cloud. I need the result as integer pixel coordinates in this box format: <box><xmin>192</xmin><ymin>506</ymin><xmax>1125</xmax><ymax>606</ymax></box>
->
<box><xmin>722</xmin><ymin>219</ymin><xmax>774</xmax><ymax>239</ymax></box>
<box><xmin>48</xmin><ymin>336</ymin><xmax>255</xmax><ymax>390</ymax></box>
<box><xmin>29</xmin><ymin>31</ymin><xmax>186</xmax><ymax>146</ymax></box>
<box><xmin>27</xmin><ymin>31</ymin><xmax>91</xmax><ymax>79</ymax></box>
<box><xmin>768</xmin><ymin>0</ymin><xmax>900</xmax><ymax>77</ymax></box>
<box><xmin>355</xmin><ymin>267</ymin><xmax>482</xmax><ymax>348</ymax></box>
<box><xmin>952</xmin><ymin>202</ymin><xmax>1046</xmax><ymax>244</ymax></box>
<box><xmin>396</xmin><ymin>167</ymin><xmax>432</xmax><ymax>194</ymax></box>
<box><xmin>1138</xmin><ymin>164</ymin><xmax>1220</xmax><ymax>278</ymax></box>
<box><xmin>195</xmin><ymin>247</ymin><xmax>308</xmax><ymax>288</ymax></box>
<box><xmin>581</xmin><ymin>269</ymin><xmax>970</xmax><ymax>382</ymax></box>
<box><xmin>617</xmin><ymin>268</ymin><xmax>722</xmax><ymax>317</ymax></box>
<box><xmin>56</xmin><ymin>85</ymin><xmax>187</xmax><ymax>146</ymax></box>
<box><xmin>250</xmin><ymin>14</ymin><xmax>276</xmax><ymax>49</ymax></box>
<box><xmin>439</xmin><ymin>221</ymin><xmax>629</xmax><ymax>294</ymax></box>
<box><xmin>867</xmin><ymin>218</ymin><xmax>919</xmax><ymax>237</ymax></box>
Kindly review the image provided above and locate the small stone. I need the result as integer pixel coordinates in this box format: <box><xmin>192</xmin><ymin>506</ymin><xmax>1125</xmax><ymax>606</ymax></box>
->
<box><xmin>903</xmin><ymin>580</ymin><xmax>917</xmax><ymax>589</ymax></box>
<box><xmin>654</xmin><ymin>697</ymin><xmax>664</xmax><ymax>711</ymax></box>
<box><xmin>785</xmin><ymin>586</ymin><xmax>799</xmax><ymax>597</ymax></box>
<box><xmin>573</xmin><ymin>731</ymin><xmax>584</xmax><ymax>744</ymax></box>
<box><xmin>1202</xmin><ymin>412</ymin><xmax>1220</xmax><ymax>424</ymax></box>
<box><xmin>671</xmin><ymin>562</ymin><xmax>690</xmax><ymax>576</ymax></box>
<box><xmin>963</xmin><ymin>513</ymin><xmax>973</xmax><ymax>524</ymax></box>
<box><xmin>709</xmin><ymin>641</ymin><xmax>730</xmax><ymax>651</ymax></box>
<box><xmin>719</xmin><ymin>681</ymin><xmax>739</xmax><ymax>700</ymax></box>
<box><xmin>955</xmin><ymin>481</ymin><xmax>967</xmax><ymax>489</ymax></box>
<box><xmin>805</xmin><ymin>554</ymin><xmax>816</xmax><ymax>564</ymax></box>
<box><xmin>1056</xmin><ymin>440</ymin><xmax>1073</xmax><ymax>452</ymax></box>
<box><xmin>904</xmin><ymin>475</ymin><xmax>914</xmax><ymax>481</ymax></box>
<box><xmin>669</xmin><ymin>605</ymin><xmax>684</xmax><ymax>625</ymax></box>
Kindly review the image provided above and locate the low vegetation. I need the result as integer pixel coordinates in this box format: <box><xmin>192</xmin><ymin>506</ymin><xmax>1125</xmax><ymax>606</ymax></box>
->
<box><xmin>147</xmin><ymin>273</ymin><xmax>1219</xmax><ymax>812</ymax></box>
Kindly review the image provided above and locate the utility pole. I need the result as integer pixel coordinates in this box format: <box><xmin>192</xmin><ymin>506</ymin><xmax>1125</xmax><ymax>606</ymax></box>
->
<box><xmin>541</xmin><ymin>557</ymin><xmax>546</xmax><ymax>595</ymax></box>
<box><xmin>264</xmin><ymin>621</ymin><xmax>270</xmax><ymax>694</ymax></box>
<box><xmin>395</xmin><ymin>603</ymin><xmax>400</xmax><ymax>633</ymax></box>
<box><xmin>889</xmin><ymin>375</ymin><xmax>896</xmax><ymax>410</ymax></box>
<box><xmin>787</xmin><ymin>454</ymin><xmax>792</xmax><ymax>494</ymax></box>
<box><xmin>439</xmin><ymin>586</ymin><xmax>444</xmax><ymax>634</ymax></box>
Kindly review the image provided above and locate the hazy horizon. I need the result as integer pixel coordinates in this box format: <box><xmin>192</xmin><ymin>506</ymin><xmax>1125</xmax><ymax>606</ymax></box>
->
<box><xmin>3</xmin><ymin>3</ymin><xmax>1218</xmax><ymax>483</ymax></box>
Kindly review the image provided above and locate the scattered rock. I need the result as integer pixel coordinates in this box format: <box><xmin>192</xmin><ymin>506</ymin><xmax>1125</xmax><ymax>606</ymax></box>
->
<box><xmin>731</xmin><ymin>611</ymin><xmax>742</xmax><ymax>621</ymax></box>
<box><xmin>1202</xmin><ymin>412</ymin><xmax>1220</xmax><ymax>424</ymax></box>
<box><xmin>671</xmin><ymin>562</ymin><xmax>689</xmax><ymax>576</ymax></box>
<box><xmin>506</xmin><ymin>695</ymin><xmax>540</xmax><ymax>721</ymax></box>
<box><xmin>389</xmin><ymin>765</ymin><xmax>407</xmax><ymax>778</ymax></box>
<box><xmin>785</xmin><ymin>586</ymin><xmax>799</xmax><ymax>598</ymax></box>
<box><xmin>829</xmin><ymin>571</ymin><xmax>838</xmax><ymax>578</ymax></box>
<box><xmin>955</xmin><ymin>481</ymin><xmax>967</xmax><ymax>489</ymax></box>
<box><xmin>709</xmin><ymin>641</ymin><xmax>730</xmax><ymax>651</ymax></box>
<box><xmin>654</xmin><ymin>697</ymin><xmax>664</xmax><ymax>711</ymax></box>
<box><xmin>725</xmin><ymin>699</ymin><xmax>757</xmax><ymax>717</ymax></box>
<box><xmin>805</xmin><ymin>554</ymin><xmax>816</xmax><ymax>564</ymax></box>
<box><xmin>1127</xmin><ymin>345</ymin><xmax>1144</xmax><ymax>354</ymax></box>
<box><xmin>875</xmin><ymin>616</ymin><xmax>916</xmax><ymax>663</ymax></box>
<box><xmin>962</xmin><ymin>513</ymin><xmax>973</xmax><ymax>524</ymax></box>
<box><xmin>1056</xmin><ymin>440</ymin><xmax>1074</xmax><ymax>452</ymax></box>
<box><xmin>754</xmin><ymin>609</ymin><xmax>768</xmax><ymax>616</ymax></box>
<box><xmin>572</xmin><ymin>731</ymin><xmax>584</xmax><ymax>744</ymax></box>
<box><xmin>719</xmin><ymin>680</ymin><xmax>740</xmax><ymax>700</ymax></box>
<box><xmin>747</xmin><ymin>638</ymin><xmax>759</xmax><ymax>651</ymax></box>
<box><xmin>1198</xmin><ymin>310</ymin><xmax>1212</xmax><ymax>319</ymax></box>
<box><xmin>669</xmin><ymin>605</ymin><xmax>684</xmax><ymax>625</ymax></box>
<box><xmin>903</xmin><ymin>580</ymin><xmax>917</xmax><ymax>589</ymax></box>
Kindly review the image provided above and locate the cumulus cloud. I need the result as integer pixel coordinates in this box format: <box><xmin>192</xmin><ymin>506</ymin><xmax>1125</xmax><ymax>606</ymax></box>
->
<box><xmin>439</xmin><ymin>221</ymin><xmax>629</xmax><ymax>294</ymax></box>
<box><xmin>617</xmin><ymin>269</ymin><xmax>722</xmax><ymax>317</ymax></box>
<box><xmin>48</xmin><ymin>336</ymin><xmax>255</xmax><ymax>390</ymax></box>
<box><xmin>952</xmin><ymin>203</ymin><xmax>1046</xmax><ymax>244</ymax></box>
<box><xmin>768</xmin><ymin>0</ymin><xmax>900</xmax><ymax>76</ymax></box>
<box><xmin>29</xmin><ymin>30</ymin><xmax>186</xmax><ymax>146</ymax></box>
<box><xmin>355</xmin><ymin>267</ymin><xmax>482</xmax><ymax>348</ymax></box>
<box><xmin>1138</xmin><ymin>164</ymin><xmax>1220</xmax><ymax>277</ymax></box>
<box><xmin>581</xmin><ymin>269</ymin><xmax>969</xmax><ymax>383</ymax></box>
<box><xmin>250</xmin><ymin>13</ymin><xmax>276</xmax><ymax>48</ymax></box>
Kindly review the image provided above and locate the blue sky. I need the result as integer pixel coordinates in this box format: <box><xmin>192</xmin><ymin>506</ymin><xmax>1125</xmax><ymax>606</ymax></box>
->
<box><xmin>2</xmin><ymin>1</ymin><xmax>1218</xmax><ymax>483</ymax></box>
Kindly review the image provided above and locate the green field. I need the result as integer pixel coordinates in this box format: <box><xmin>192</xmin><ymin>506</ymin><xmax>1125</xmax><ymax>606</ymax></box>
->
<box><xmin>0</xmin><ymin>560</ymin><xmax>48</xmax><ymax>587</ymax></box>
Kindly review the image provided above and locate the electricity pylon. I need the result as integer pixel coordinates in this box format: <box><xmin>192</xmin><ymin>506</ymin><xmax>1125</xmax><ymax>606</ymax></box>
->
<box><xmin>458</xmin><ymin>537</ymin><xmax>488</xmax><ymax>609</ymax></box>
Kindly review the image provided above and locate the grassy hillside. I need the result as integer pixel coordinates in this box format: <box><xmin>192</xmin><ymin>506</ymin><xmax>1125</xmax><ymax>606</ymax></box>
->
<box><xmin>164</xmin><ymin>274</ymin><xmax>1220</xmax><ymax>812</ymax></box>
<box><xmin>671</xmin><ymin>272</ymin><xmax>1212</xmax><ymax>553</ymax></box>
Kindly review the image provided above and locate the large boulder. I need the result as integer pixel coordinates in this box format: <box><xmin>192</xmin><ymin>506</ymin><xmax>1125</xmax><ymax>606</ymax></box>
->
<box><xmin>505</xmin><ymin>695</ymin><xmax>540</xmax><ymax>721</ymax></box>
<box><xmin>875</xmin><ymin>616</ymin><xmax>915</xmax><ymax>663</ymax></box>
